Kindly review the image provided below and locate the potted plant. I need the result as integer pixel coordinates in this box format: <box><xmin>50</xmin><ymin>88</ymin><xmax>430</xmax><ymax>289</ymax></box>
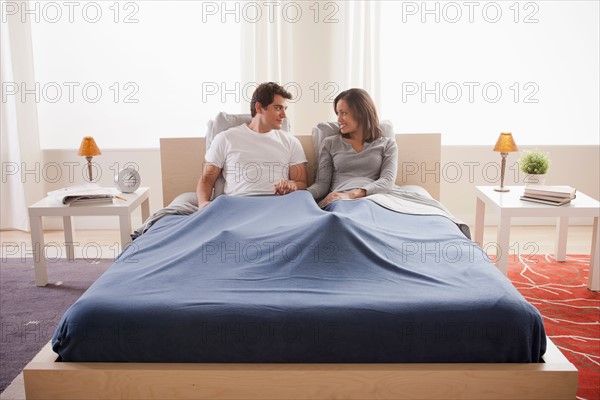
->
<box><xmin>519</xmin><ymin>150</ymin><xmax>550</xmax><ymax>185</ymax></box>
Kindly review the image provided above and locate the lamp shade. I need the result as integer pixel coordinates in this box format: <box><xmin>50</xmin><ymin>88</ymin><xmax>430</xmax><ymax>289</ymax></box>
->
<box><xmin>493</xmin><ymin>132</ymin><xmax>518</xmax><ymax>153</ymax></box>
<box><xmin>77</xmin><ymin>136</ymin><xmax>101</xmax><ymax>156</ymax></box>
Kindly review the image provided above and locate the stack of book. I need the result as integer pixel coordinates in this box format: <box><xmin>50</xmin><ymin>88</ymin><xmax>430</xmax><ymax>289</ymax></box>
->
<box><xmin>520</xmin><ymin>185</ymin><xmax>577</xmax><ymax>206</ymax></box>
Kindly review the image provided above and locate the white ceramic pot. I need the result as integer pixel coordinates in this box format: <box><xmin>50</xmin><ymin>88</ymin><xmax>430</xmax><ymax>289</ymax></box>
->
<box><xmin>524</xmin><ymin>174</ymin><xmax>547</xmax><ymax>185</ymax></box>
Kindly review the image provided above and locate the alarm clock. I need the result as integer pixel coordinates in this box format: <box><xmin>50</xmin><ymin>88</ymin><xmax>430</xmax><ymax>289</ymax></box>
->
<box><xmin>114</xmin><ymin>167</ymin><xmax>141</xmax><ymax>193</ymax></box>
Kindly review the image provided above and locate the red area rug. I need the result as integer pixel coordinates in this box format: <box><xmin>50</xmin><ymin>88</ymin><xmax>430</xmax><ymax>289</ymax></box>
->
<box><xmin>508</xmin><ymin>254</ymin><xmax>599</xmax><ymax>400</ymax></box>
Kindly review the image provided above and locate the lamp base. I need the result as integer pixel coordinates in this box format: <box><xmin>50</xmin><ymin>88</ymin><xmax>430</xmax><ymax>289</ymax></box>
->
<box><xmin>494</xmin><ymin>187</ymin><xmax>510</xmax><ymax>192</ymax></box>
<box><xmin>86</xmin><ymin>156</ymin><xmax>94</xmax><ymax>182</ymax></box>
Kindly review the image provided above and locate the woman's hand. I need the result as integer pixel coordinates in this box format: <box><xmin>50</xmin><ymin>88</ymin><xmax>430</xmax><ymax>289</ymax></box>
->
<box><xmin>274</xmin><ymin>179</ymin><xmax>299</xmax><ymax>195</ymax></box>
<box><xmin>319</xmin><ymin>191</ymin><xmax>351</xmax><ymax>207</ymax></box>
<box><xmin>319</xmin><ymin>189</ymin><xmax>367</xmax><ymax>208</ymax></box>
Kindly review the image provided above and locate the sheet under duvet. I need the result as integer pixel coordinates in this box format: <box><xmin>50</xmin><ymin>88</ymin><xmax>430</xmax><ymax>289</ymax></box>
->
<box><xmin>52</xmin><ymin>191</ymin><xmax>546</xmax><ymax>363</ymax></box>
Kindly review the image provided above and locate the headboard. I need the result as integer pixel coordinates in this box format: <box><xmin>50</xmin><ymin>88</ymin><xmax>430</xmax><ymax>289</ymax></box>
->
<box><xmin>160</xmin><ymin>133</ymin><xmax>441</xmax><ymax>206</ymax></box>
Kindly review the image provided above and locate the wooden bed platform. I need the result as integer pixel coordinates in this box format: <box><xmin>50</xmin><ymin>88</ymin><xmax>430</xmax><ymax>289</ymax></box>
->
<box><xmin>24</xmin><ymin>339</ymin><xmax>577</xmax><ymax>399</ymax></box>
<box><xmin>23</xmin><ymin>133</ymin><xmax>578</xmax><ymax>399</ymax></box>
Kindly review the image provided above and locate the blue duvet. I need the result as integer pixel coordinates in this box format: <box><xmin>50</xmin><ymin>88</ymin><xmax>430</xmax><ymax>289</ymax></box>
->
<box><xmin>52</xmin><ymin>191</ymin><xmax>545</xmax><ymax>362</ymax></box>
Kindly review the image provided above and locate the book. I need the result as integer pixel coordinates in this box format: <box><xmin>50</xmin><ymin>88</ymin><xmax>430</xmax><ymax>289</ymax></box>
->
<box><xmin>48</xmin><ymin>184</ymin><xmax>115</xmax><ymax>205</ymax></box>
<box><xmin>520</xmin><ymin>196</ymin><xmax>572</xmax><ymax>206</ymax></box>
<box><xmin>523</xmin><ymin>185</ymin><xmax>577</xmax><ymax>198</ymax></box>
<box><xmin>521</xmin><ymin>193</ymin><xmax>576</xmax><ymax>202</ymax></box>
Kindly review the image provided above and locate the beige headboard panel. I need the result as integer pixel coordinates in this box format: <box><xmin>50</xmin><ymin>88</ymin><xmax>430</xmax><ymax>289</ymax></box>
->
<box><xmin>160</xmin><ymin>133</ymin><xmax>441</xmax><ymax>206</ymax></box>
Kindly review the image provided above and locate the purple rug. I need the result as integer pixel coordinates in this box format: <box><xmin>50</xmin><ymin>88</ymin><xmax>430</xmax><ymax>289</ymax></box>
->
<box><xmin>0</xmin><ymin>258</ymin><xmax>112</xmax><ymax>393</ymax></box>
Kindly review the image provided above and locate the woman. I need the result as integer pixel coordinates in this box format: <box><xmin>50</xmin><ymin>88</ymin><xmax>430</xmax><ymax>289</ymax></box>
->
<box><xmin>307</xmin><ymin>88</ymin><xmax>398</xmax><ymax>207</ymax></box>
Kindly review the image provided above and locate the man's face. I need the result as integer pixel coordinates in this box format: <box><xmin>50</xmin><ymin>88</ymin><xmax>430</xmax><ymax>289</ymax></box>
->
<box><xmin>258</xmin><ymin>94</ymin><xmax>288</xmax><ymax>130</ymax></box>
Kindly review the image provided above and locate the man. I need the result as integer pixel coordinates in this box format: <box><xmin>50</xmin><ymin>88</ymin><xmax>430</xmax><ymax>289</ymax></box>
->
<box><xmin>196</xmin><ymin>82</ymin><xmax>308</xmax><ymax>209</ymax></box>
<box><xmin>131</xmin><ymin>82</ymin><xmax>307</xmax><ymax>239</ymax></box>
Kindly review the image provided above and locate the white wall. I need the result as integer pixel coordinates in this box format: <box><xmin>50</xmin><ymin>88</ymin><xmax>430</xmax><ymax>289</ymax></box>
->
<box><xmin>38</xmin><ymin>144</ymin><xmax>599</xmax><ymax>230</ymax></box>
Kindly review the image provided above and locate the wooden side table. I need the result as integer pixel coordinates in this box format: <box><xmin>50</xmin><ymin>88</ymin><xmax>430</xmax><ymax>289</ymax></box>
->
<box><xmin>474</xmin><ymin>185</ymin><xmax>599</xmax><ymax>291</ymax></box>
<box><xmin>28</xmin><ymin>187</ymin><xmax>150</xmax><ymax>286</ymax></box>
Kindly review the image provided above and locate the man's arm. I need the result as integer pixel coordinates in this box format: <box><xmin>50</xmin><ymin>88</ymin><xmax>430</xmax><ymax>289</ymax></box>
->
<box><xmin>274</xmin><ymin>162</ymin><xmax>308</xmax><ymax>194</ymax></box>
<box><xmin>288</xmin><ymin>162</ymin><xmax>308</xmax><ymax>190</ymax></box>
<box><xmin>196</xmin><ymin>162</ymin><xmax>222</xmax><ymax>209</ymax></box>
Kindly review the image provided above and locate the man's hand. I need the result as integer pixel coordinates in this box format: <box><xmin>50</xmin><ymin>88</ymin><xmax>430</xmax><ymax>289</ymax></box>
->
<box><xmin>274</xmin><ymin>179</ymin><xmax>298</xmax><ymax>195</ymax></box>
<box><xmin>275</xmin><ymin>163</ymin><xmax>308</xmax><ymax>195</ymax></box>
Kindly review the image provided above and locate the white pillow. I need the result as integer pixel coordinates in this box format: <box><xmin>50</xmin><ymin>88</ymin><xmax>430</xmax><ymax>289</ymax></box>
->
<box><xmin>311</xmin><ymin>120</ymin><xmax>394</xmax><ymax>170</ymax></box>
<box><xmin>205</xmin><ymin>112</ymin><xmax>291</xmax><ymax>199</ymax></box>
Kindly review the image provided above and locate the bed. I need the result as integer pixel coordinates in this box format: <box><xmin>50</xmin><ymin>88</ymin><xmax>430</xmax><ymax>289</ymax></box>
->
<box><xmin>23</xmin><ymin>133</ymin><xmax>578</xmax><ymax>399</ymax></box>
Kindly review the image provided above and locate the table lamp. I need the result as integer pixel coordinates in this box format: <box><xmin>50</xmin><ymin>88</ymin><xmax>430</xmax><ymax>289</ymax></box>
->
<box><xmin>493</xmin><ymin>132</ymin><xmax>518</xmax><ymax>192</ymax></box>
<box><xmin>77</xmin><ymin>136</ymin><xmax>101</xmax><ymax>182</ymax></box>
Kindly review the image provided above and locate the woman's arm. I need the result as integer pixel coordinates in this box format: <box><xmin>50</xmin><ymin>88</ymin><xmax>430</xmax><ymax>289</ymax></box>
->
<box><xmin>362</xmin><ymin>138</ymin><xmax>398</xmax><ymax>195</ymax></box>
<box><xmin>306</xmin><ymin>140</ymin><xmax>334</xmax><ymax>200</ymax></box>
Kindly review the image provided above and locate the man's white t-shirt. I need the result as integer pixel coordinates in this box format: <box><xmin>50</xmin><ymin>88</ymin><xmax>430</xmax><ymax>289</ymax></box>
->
<box><xmin>205</xmin><ymin>124</ymin><xmax>307</xmax><ymax>196</ymax></box>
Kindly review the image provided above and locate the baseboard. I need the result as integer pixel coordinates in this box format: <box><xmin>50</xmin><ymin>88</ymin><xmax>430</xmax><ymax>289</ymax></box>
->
<box><xmin>37</xmin><ymin>216</ymin><xmax>144</xmax><ymax>231</ymax></box>
<box><xmin>457</xmin><ymin>214</ymin><xmax>594</xmax><ymax>228</ymax></box>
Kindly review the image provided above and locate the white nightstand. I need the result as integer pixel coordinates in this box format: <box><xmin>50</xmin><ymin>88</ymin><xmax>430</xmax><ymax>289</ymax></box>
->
<box><xmin>474</xmin><ymin>186</ymin><xmax>599</xmax><ymax>291</ymax></box>
<box><xmin>28</xmin><ymin>187</ymin><xmax>150</xmax><ymax>286</ymax></box>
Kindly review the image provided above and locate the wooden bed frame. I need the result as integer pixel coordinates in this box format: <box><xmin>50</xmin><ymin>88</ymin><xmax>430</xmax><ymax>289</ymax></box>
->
<box><xmin>23</xmin><ymin>133</ymin><xmax>578</xmax><ymax>399</ymax></box>
<box><xmin>24</xmin><ymin>340</ymin><xmax>577</xmax><ymax>399</ymax></box>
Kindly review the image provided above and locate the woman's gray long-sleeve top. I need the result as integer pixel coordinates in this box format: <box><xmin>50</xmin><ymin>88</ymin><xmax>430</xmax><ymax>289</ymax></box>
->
<box><xmin>307</xmin><ymin>134</ymin><xmax>398</xmax><ymax>201</ymax></box>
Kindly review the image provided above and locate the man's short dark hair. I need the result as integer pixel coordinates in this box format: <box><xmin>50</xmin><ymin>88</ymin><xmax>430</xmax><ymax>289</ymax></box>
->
<box><xmin>250</xmin><ymin>82</ymin><xmax>292</xmax><ymax>117</ymax></box>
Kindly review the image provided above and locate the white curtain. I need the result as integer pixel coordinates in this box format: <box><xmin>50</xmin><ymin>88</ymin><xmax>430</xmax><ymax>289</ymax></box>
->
<box><xmin>336</xmin><ymin>0</ymin><xmax>381</xmax><ymax>105</ymax></box>
<box><xmin>1</xmin><ymin>15</ymin><xmax>42</xmax><ymax>231</ymax></box>
<box><xmin>239</xmin><ymin>1</ymin><xmax>381</xmax><ymax>133</ymax></box>
<box><xmin>0</xmin><ymin>20</ymin><xmax>28</xmax><ymax>231</ymax></box>
<box><xmin>241</xmin><ymin>0</ymin><xmax>381</xmax><ymax>94</ymax></box>
<box><xmin>240</xmin><ymin>2</ymin><xmax>294</xmax><ymax>90</ymax></box>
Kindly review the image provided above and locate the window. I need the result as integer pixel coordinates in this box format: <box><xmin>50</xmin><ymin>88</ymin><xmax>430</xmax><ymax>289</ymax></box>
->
<box><xmin>379</xmin><ymin>1</ymin><xmax>599</xmax><ymax>145</ymax></box>
<box><xmin>30</xmin><ymin>1</ymin><xmax>244</xmax><ymax>148</ymax></box>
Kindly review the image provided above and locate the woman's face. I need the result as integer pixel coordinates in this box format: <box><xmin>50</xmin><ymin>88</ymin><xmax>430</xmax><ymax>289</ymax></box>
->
<box><xmin>336</xmin><ymin>99</ymin><xmax>360</xmax><ymax>136</ymax></box>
